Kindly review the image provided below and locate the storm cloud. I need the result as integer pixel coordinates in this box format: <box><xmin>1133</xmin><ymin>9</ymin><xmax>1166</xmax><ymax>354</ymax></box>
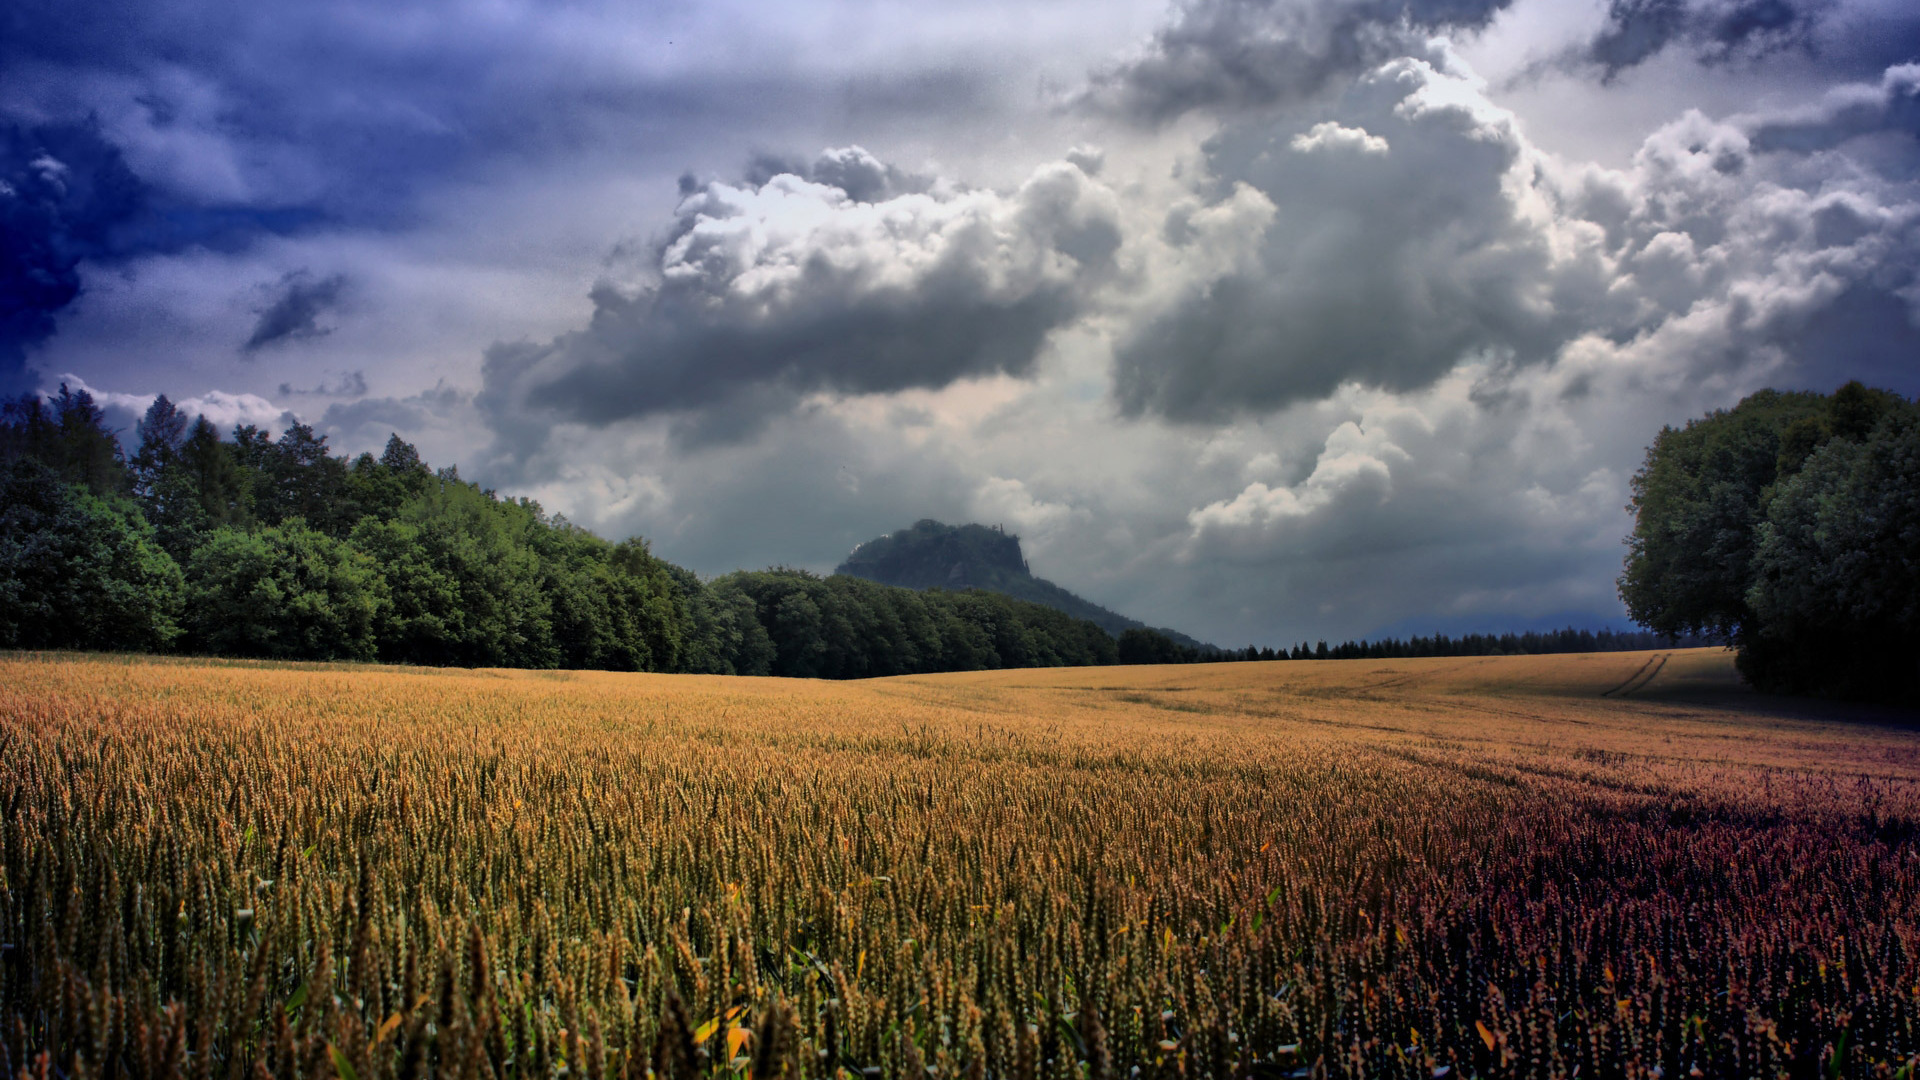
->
<box><xmin>480</xmin><ymin>148</ymin><xmax>1122</xmax><ymax>449</ymax></box>
<box><xmin>1111</xmin><ymin>48</ymin><xmax>1920</xmax><ymax>420</ymax></box>
<box><xmin>1581</xmin><ymin>0</ymin><xmax>1829</xmax><ymax>79</ymax></box>
<box><xmin>1081</xmin><ymin>0</ymin><xmax>1518</xmax><ymax>124</ymax></box>
<box><xmin>0</xmin><ymin>120</ymin><xmax>147</xmax><ymax>394</ymax></box>
<box><xmin>244</xmin><ymin>271</ymin><xmax>347</xmax><ymax>353</ymax></box>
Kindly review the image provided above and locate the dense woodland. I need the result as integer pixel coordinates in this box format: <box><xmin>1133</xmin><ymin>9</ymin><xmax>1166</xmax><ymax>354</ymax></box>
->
<box><xmin>0</xmin><ymin>388</ymin><xmax>1123</xmax><ymax>676</ymax></box>
<box><xmin>4</xmin><ymin>385</ymin><xmax>1733</xmax><ymax>677</ymax></box>
<box><xmin>1621</xmin><ymin>381</ymin><xmax>1919</xmax><ymax>704</ymax></box>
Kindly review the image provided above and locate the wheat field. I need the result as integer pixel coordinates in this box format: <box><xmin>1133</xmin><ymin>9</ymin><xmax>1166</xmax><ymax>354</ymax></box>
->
<box><xmin>2</xmin><ymin>649</ymin><xmax>1917</xmax><ymax>1080</ymax></box>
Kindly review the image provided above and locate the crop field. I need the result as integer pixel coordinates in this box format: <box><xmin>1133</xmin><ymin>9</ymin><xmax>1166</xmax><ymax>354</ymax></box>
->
<box><xmin>2</xmin><ymin>649</ymin><xmax>1918</xmax><ymax>1080</ymax></box>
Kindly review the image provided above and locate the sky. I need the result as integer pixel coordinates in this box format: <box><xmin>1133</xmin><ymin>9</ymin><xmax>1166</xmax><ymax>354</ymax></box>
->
<box><xmin>5</xmin><ymin>0</ymin><xmax>1919</xmax><ymax>647</ymax></box>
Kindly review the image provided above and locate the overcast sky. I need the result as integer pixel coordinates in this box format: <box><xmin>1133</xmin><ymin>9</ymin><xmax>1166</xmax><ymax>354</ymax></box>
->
<box><xmin>6</xmin><ymin>0</ymin><xmax>1918</xmax><ymax>645</ymax></box>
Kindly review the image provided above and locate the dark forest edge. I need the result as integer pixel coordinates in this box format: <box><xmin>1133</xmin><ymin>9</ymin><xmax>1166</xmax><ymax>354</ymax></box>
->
<box><xmin>1621</xmin><ymin>381</ymin><xmax>1920</xmax><ymax>705</ymax></box>
<box><xmin>0</xmin><ymin>387</ymin><xmax>1746</xmax><ymax>678</ymax></box>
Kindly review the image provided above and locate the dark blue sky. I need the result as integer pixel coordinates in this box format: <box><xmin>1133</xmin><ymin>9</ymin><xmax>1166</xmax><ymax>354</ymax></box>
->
<box><xmin>5</xmin><ymin>0</ymin><xmax>1918</xmax><ymax>644</ymax></box>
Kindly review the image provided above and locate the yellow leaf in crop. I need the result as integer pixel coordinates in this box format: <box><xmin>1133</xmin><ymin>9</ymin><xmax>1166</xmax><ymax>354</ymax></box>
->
<box><xmin>856</xmin><ymin>949</ymin><xmax>866</xmax><ymax>981</ymax></box>
<box><xmin>1603</xmin><ymin>963</ymin><xmax>1614</xmax><ymax>982</ymax></box>
<box><xmin>694</xmin><ymin>1017</ymin><xmax>720</xmax><ymax>1044</ymax></box>
<box><xmin>371</xmin><ymin>1012</ymin><xmax>403</xmax><ymax>1048</ymax></box>
<box><xmin>1476</xmin><ymin>1021</ymin><xmax>1496</xmax><ymax>1051</ymax></box>
<box><xmin>727</xmin><ymin>1026</ymin><xmax>752</xmax><ymax>1061</ymax></box>
<box><xmin>1396</xmin><ymin>926</ymin><xmax>1408</xmax><ymax>946</ymax></box>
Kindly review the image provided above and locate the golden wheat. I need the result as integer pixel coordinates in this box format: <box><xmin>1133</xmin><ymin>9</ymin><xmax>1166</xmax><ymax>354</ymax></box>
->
<box><xmin>2</xmin><ymin>649</ymin><xmax>1916</xmax><ymax>1079</ymax></box>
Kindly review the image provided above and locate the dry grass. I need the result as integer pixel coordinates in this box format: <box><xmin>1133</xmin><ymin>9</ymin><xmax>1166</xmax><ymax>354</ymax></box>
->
<box><xmin>2</xmin><ymin>648</ymin><xmax>1917</xmax><ymax>1079</ymax></box>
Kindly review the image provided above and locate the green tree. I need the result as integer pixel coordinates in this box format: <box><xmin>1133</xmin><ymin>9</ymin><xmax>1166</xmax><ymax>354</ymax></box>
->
<box><xmin>0</xmin><ymin>459</ymin><xmax>184</xmax><ymax>651</ymax></box>
<box><xmin>689</xmin><ymin>572</ymin><xmax>776</xmax><ymax>675</ymax></box>
<box><xmin>0</xmin><ymin>385</ymin><xmax>130</xmax><ymax>496</ymax></box>
<box><xmin>1743</xmin><ymin>410</ymin><xmax>1920</xmax><ymax>701</ymax></box>
<box><xmin>1118</xmin><ymin>627</ymin><xmax>1183</xmax><ymax>665</ymax></box>
<box><xmin>351</xmin><ymin>479</ymin><xmax>555</xmax><ymax>668</ymax></box>
<box><xmin>184</xmin><ymin>522</ymin><xmax>386</xmax><ymax>660</ymax></box>
<box><xmin>137</xmin><ymin>413</ymin><xmax>253</xmax><ymax>555</ymax></box>
<box><xmin>130</xmin><ymin>394</ymin><xmax>188</xmax><ymax>498</ymax></box>
<box><xmin>1622</xmin><ymin>381</ymin><xmax>1919</xmax><ymax>702</ymax></box>
<box><xmin>1619</xmin><ymin>389</ymin><xmax>1828</xmax><ymax>641</ymax></box>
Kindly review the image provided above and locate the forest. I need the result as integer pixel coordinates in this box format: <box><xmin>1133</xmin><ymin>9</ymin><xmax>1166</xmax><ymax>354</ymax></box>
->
<box><xmin>1621</xmin><ymin>381</ymin><xmax>1919</xmax><ymax>704</ymax></box>
<box><xmin>0</xmin><ymin>387</ymin><xmax>1126</xmax><ymax>676</ymax></box>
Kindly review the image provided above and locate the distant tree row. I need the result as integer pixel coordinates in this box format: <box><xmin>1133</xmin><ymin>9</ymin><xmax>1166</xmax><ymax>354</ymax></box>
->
<box><xmin>0</xmin><ymin>388</ymin><xmax>1119</xmax><ymax>676</ymax></box>
<box><xmin>1621</xmin><ymin>381</ymin><xmax>1919</xmax><ymax>704</ymax></box>
<box><xmin>707</xmin><ymin>569</ymin><xmax>1118</xmax><ymax>678</ymax></box>
<box><xmin>1116</xmin><ymin>625</ymin><xmax>1704</xmax><ymax>665</ymax></box>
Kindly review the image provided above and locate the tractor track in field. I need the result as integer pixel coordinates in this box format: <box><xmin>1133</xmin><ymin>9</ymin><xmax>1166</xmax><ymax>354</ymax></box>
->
<box><xmin>1601</xmin><ymin>653</ymin><xmax>1668</xmax><ymax>698</ymax></box>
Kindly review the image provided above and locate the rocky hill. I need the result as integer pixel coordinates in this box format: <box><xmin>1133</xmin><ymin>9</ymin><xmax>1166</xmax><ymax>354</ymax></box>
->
<box><xmin>835</xmin><ymin>520</ymin><xmax>1215</xmax><ymax>651</ymax></box>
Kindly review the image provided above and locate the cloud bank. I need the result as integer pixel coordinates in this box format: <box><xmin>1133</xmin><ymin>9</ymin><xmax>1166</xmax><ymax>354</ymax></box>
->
<box><xmin>1113</xmin><ymin>44</ymin><xmax>1920</xmax><ymax>422</ymax></box>
<box><xmin>480</xmin><ymin>148</ymin><xmax>1122</xmax><ymax>450</ymax></box>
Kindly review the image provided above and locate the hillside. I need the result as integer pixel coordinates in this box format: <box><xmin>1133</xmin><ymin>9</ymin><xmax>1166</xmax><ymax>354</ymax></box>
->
<box><xmin>835</xmin><ymin>519</ymin><xmax>1216</xmax><ymax>651</ymax></box>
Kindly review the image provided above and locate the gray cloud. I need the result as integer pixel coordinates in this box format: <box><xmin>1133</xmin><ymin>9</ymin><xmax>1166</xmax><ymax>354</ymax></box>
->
<box><xmin>1582</xmin><ymin>0</ymin><xmax>1829</xmax><ymax>80</ymax></box>
<box><xmin>1115</xmin><ymin>51</ymin><xmax>1606</xmax><ymax>419</ymax></box>
<box><xmin>278</xmin><ymin>370</ymin><xmax>367</xmax><ymax>397</ymax></box>
<box><xmin>243</xmin><ymin>271</ymin><xmax>346</xmax><ymax>353</ymax></box>
<box><xmin>1112</xmin><ymin>52</ymin><xmax>1920</xmax><ymax>421</ymax></box>
<box><xmin>1745</xmin><ymin>61</ymin><xmax>1920</xmax><ymax>152</ymax></box>
<box><xmin>1081</xmin><ymin>0</ymin><xmax>1516</xmax><ymax>124</ymax></box>
<box><xmin>479</xmin><ymin>148</ymin><xmax>1122</xmax><ymax>452</ymax></box>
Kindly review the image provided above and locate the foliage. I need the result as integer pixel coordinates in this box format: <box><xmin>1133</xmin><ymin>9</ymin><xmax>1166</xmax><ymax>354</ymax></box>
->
<box><xmin>1619</xmin><ymin>389</ymin><xmax>1829</xmax><ymax>641</ymax></box>
<box><xmin>3</xmin><ymin>651</ymin><xmax>1917</xmax><ymax>1080</ymax></box>
<box><xmin>714</xmin><ymin>568</ymin><xmax>1118</xmax><ymax>678</ymax></box>
<box><xmin>1622</xmin><ymin>382</ymin><xmax>1920</xmax><ymax>702</ymax></box>
<box><xmin>1117</xmin><ymin>626</ymin><xmax>1188</xmax><ymax>664</ymax></box>
<box><xmin>0</xmin><ymin>458</ymin><xmax>183</xmax><ymax>650</ymax></box>
<box><xmin>1743</xmin><ymin>408</ymin><xmax>1920</xmax><ymax>701</ymax></box>
<box><xmin>0</xmin><ymin>382</ymin><xmax>129</xmax><ymax>496</ymax></box>
<box><xmin>1277</xmin><ymin>626</ymin><xmax>1713</xmax><ymax>661</ymax></box>
<box><xmin>183</xmin><ymin>522</ymin><xmax>386</xmax><ymax>661</ymax></box>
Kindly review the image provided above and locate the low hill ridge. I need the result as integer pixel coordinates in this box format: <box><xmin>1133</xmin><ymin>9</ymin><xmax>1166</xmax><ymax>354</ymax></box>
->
<box><xmin>835</xmin><ymin>520</ymin><xmax>1214</xmax><ymax>651</ymax></box>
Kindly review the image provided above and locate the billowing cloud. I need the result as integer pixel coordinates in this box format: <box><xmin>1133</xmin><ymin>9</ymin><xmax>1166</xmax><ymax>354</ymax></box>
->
<box><xmin>1081</xmin><ymin>0</ymin><xmax>1516</xmax><ymax>124</ymax></box>
<box><xmin>1112</xmin><ymin>48</ymin><xmax>1920</xmax><ymax>421</ymax></box>
<box><xmin>479</xmin><ymin>148</ymin><xmax>1122</xmax><ymax>449</ymax></box>
<box><xmin>45</xmin><ymin>373</ymin><xmax>293</xmax><ymax>442</ymax></box>
<box><xmin>244</xmin><ymin>271</ymin><xmax>347</xmax><ymax>353</ymax></box>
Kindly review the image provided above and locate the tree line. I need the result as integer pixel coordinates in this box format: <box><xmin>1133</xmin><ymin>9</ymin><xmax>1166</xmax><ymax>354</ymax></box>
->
<box><xmin>1621</xmin><ymin>381</ymin><xmax>1918</xmax><ymax>704</ymax></box>
<box><xmin>4</xmin><ymin>384</ymin><xmax>1784</xmax><ymax>679</ymax></box>
<box><xmin>1119</xmin><ymin>625</ymin><xmax>1705</xmax><ymax>665</ymax></box>
<box><xmin>0</xmin><ymin>387</ymin><xmax>1128</xmax><ymax>676</ymax></box>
